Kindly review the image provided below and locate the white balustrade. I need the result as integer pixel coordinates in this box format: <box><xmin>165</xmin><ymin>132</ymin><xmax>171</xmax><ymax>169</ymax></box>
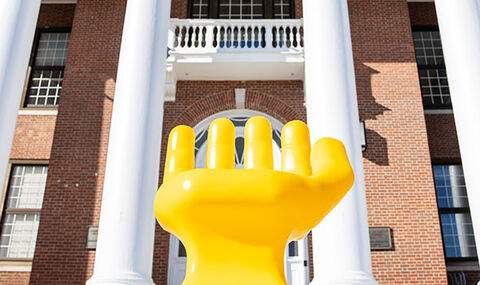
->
<box><xmin>168</xmin><ymin>19</ymin><xmax>303</xmax><ymax>54</ymax></box>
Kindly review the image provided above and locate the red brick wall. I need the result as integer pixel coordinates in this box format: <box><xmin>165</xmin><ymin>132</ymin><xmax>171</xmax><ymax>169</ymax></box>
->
<box><xmin>37</xmin><ymin>4</ymin><xmax>76</xmax><ymax>28</ymax></box>
<box><xmin>425</xmin><ymin>114</ymin><xmax>461</xmax><ymax>163</ymax></box>
<box><xmin>350</xmin><ymin>0</ymin><xmax>447</xmax><ymax>283</ymax></box>
<box><xmin>0</xmin><ymin>272</ymin><xmax>30</xmax><ymax>285</ymax></box>
<box><xmin>29</xmin><ymin>0</ymin><xmax>126</xmax><ymax>283</ymax></box>
<box><xmin>408</xmin><ymin>2</ymin><xmax>438</xmax><ymax>27</ymax></box>
<box><xmin>171</xmin><ymin>0</ymin><xmax>187</xmax><ymax>18</ymax></box>
<box><xmin>10</xmin><ymin>115</ymin><xmax>57</xmax><ymax>160</ymax></box>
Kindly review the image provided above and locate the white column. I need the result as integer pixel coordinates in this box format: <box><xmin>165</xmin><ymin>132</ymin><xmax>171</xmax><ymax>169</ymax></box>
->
<box><xmin>435</xmin><ymin>0</ymin><xmax>480</xmax><ymax>262</ymax></box>
<box><xmin>86</xmin><ymin>0</ymin><xmax>171</xmax><ymax>284</ymax></box>
<box><xmin>303</xmin><ymin>0</ymin><xmax>377</xmax><ymax>284</ymax></box>
<box><xmin>0</xmin><ymin>0</ymin><xmax>41</xmax><ymax>195</ymax></box>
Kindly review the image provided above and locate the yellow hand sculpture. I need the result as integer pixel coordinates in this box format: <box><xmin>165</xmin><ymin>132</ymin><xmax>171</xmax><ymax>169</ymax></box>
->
<box><xmin>154</xmin><ymin>116</ymin><xmax>354</xmax><ymax>285</ymax></box>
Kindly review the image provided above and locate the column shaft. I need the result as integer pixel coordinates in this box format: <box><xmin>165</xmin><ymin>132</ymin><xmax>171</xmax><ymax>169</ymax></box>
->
<box><xmin>0</xmin><ymin>0</ymin><xmax>41</xmax><ymax>196</ymax></box>
<box><xmin>303</xmin><ymin>0</ymin><xmax>377</xmax><ymax>284</ymax></box>
<box><xmin>435</xmin><ymin>0</ymin><xmax>480</xmax><ymax>260</ymax></box>
<box><xmin>86</xmin><ymin>0</ymin><xmax>171</xmax><ymax>284</ymax></box>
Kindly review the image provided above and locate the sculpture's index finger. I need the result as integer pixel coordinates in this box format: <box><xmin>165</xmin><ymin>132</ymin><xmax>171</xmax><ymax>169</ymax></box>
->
<box><xmin>244</xmin><ymin>116</ymin><xmax>273</xmax><ymax>170</ymax></box>
<box><xmin>281</xmin><ymin>120</ymin><xmax>312</xmax><ymax>176</ymax></box>
<box><xmin>163</xmin><ymin>125</ymin><xmax>195</xmax><ymax>182</ymax></box>
<box><xmin>206</xmin><ymin>118</ymin><xmax>235</xmax><ymax>169</ymax></box>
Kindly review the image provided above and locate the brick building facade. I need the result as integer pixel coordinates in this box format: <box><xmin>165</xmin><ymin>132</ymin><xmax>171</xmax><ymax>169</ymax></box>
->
<box><xmin>0</xmin><ymin>0</ymin><xmax>478</xmax><ymax>284</ymax></box>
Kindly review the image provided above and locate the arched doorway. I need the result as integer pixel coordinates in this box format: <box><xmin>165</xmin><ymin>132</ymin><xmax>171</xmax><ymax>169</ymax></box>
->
<box><xmin>167</xmin><ymin>110</ymin><xmax>309</xmax><ymax>285</ymax></box>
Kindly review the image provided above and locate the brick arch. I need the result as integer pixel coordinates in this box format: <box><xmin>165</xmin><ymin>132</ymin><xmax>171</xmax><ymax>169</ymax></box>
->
<box><xmin>171</xmin><ymin>90</ymin><xmax>302</xmax><ymax>128</ymax></box>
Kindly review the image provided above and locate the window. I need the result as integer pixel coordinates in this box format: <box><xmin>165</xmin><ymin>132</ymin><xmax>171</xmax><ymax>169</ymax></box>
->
<box><xmin>0</xmin><ymin>165</ymin><xmax>48</xmax><ymax>259</ymax></box>
<box><xmin>412</xmin><ymin>29</ymin><xmax>451</xmax><ymax>109</ymax></box>
<box><xmin>25</xmin><ymin>31</ymin><xmax>70</xmax><ymax>108</ymax></box>
<box><xmin>190</xmin><ymin>0</ymin><xmax>210</xmax><ymax>18</ymax></box>
<box><xmin>433</xmin><ymin>165</ymin><xmax>477</xmax><ymax>259</ymax></box>
<box><xmin>273</xmin><ymin>0</ymin><xmax>292</xmax><ymax>19</ymax></box>
<box><xmin>219</xmin><ymin>0</ymin><xmax>264</xmax><ymax>19</ymax></box>
<box><xmin>188</xmin><ymin>0</ymin><xmax>294</xmax><ymax>19</ymax></box>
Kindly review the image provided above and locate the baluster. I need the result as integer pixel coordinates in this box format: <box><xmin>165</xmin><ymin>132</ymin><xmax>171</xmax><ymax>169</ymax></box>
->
<box><xmin>167</xmin><ymin>24</ymin><xmax>175</xmax><ymax>50</ymax></box>
<box><xmin>271</xmin><ymin>25</ymin><xmax>277</xmax><ymax>49</ymax></box>
<box><xmin>233</xmin><ymin>26</ymin><xmax>239</xmax><ymax>48</ymax></box>
<box><xmin>226</xmin><ymin>26</ymin><xmax>232</xmax><ymax>48</ymax></box>
<box><xmin>264</xmin><ymin>24</ymin><xmax>273</xmax><ymax>49</ymax></box>
<box><xmin>194</xmin><ymin>26</ymin><xmax>200</xmax><ymax>48</ymax></box>
<box><xmin>279</xmin><ymin>26</ymin><xmax>284</xmax><ymax>48</ymax></box>
<box><xmin>219</xmin><ymin>26</ymin><xmax>225</xmax><ymax>48</ymax></box>
<box><xmin>300</xmin><ymin>25</ymin><xmax>304</xmax><ymax>47</ymax></box>
<box><xmin>292</xmin><ymin>26</ymin><xmax>298</xmax><ymax>48</ymax></box>
<box><xmin>247</xmin><ymin>26</ymin><xmax>252</xmax><ymax>48</ymax></box>
<box><xmin>240</xmin><ymin>26</ymin><xmax>246</xmax><ymax>48</ymax></box>
<box><xmin>286</xmin><ymin>26</ymin><xmax>291</xmax><ymax>48</ymax></box>
<box><xmin>187</xmin><ymin>26</ymin><xmax>193</xmax><ymax>48</ymax></box>
<box><xmin>180</xmin><ymin>25</ymin><xmax>186</xmax><ymax>48</ymax></box>
<box><xmin>205</xmin><ymin>25</ymin><xmax>214</xmax><ymax>49</ymax></box>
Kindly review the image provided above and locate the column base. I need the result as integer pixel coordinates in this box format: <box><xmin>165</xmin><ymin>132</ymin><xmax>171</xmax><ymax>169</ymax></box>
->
<box><xmin>310</xmin><ymin>271</ymin><xmax>378</xmax><ymax>285</ymax></box>
<box><xmin>86</xmin><ymin>272</ymin><xmax>154</xmax><ymax>285</ymax></box>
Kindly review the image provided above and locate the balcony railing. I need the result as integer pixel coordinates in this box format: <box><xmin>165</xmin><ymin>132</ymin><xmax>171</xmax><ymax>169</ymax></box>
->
<box><xmin>168</xmin><ymin>19</ymin><xmax>304</xmax><ymax>54</ymax></box>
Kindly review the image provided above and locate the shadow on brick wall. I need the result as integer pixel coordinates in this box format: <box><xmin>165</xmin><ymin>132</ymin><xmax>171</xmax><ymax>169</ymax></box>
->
<box><xmin>356</xmin><ymin>64</ymin><xmax>391</xmax><ymax>166</ymax></box>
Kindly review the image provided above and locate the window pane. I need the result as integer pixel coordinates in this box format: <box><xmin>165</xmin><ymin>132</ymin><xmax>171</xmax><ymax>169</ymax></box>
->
<box><xmin>0</xmin><ymin>213</ymin><xmax>40</xmax><ymax>259</ymax></box>
<box><xmin>412</xmin><ymin>31</ymin><xmax>444</xmax><ymax>65</ymax></box>
<box><xmin>190</xmin><ymin>0</ymin><xmax>209</xmax><ymax>19</ymax></box>
<box><xmin>288</xmin><ymin>241</ymin><xmax>298</xmax><ymax>257</ymax></box>
<box><xmin>440</xmin><ymin>213</ymin><xmax>477</xmax><ymax>258</ymax></box>
<box><xmin>274</xmin><ymin>0</ymin><xmax>292</xmax><ymax>19</ymax></box>
<box><xmin>26</xmin><ymin>69</ymin><xmax>63</xmax><ymax>107</ymax></box>
<box><xmin>219</xmin><ymin>0</ymin><xmax>264</xmax><ymax>19</ymax></box>
<box><xmin>433</xmin><ymin>165</ymin><xmax>469</xmax><ymax>209</ymax></box>
<box><xmin>419</xmin><ymin>68</ymin><xmax>451</xmax><ymax>109</ymax></box>
<box><xmin>35</xmin><ymin>33</ymin><xmax>70</xmax><ymax>67</ymax></box>
<box><xmin>178</xmin><ymin>241</ymin><xmax>187</xmax><ymax>257</ymax></box>
<box><xmin>6</xmin><ymin>165</ymin><xmax>48</xmax><ymax>209</ymax></box>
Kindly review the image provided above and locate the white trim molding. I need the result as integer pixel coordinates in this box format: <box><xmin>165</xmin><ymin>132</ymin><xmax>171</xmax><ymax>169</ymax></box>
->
<box><xmin>18</xmin><ymin>109</ymin><xmax>58</xmax><ymax>116</ymax></box>
<box><xmin>0</xmin><ymin>260</ymin><xmax>32</xmax><ymax>272</ymax></box>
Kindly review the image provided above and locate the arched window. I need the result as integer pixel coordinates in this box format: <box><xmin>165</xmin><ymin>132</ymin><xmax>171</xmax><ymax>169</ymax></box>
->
<box><xmin>188</xmin><ymin>0</ymin><xmax>295</xmax><ymax>19</ymax></box>
<box><xmin>193</xmin><ymin>112</ymin><xmax>283</xmax><ymax>168</ymax></box>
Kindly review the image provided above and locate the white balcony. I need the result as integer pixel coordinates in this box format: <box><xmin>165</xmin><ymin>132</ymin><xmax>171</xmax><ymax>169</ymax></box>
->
<box><xmin>165</xmin><ymin>19</ymin><xmax>304</xmax><ymax>100</ymax></box>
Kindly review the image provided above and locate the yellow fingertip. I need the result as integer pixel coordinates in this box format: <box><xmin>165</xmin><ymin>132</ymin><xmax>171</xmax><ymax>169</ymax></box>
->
<box><xmin>281</xmin><ymin>120</ymin><xmax>310</xmax><ymax>147</ymax></box>
<box><xmin>311</xmin><ymin>138</ymin><xmax>354</xmax><ymax>188</ymax></box>
<box><xmin>164</xmin><ymin>125</ymin><xmax>195</xmax><ymax>182</ymax></box>
<box><xmin>206</xmin><ymin>118</ymin><xmax>235</xmax><ymax>169</ymax></box>
<box><xmin>281</xmin><ymin>120</ymin><xmax>311</xmax><ymax>175</ymax></box>
<box><xmin>244</xmin><ymin>116</ymin><xmax>273</xmax><ymax>170</ymax></box>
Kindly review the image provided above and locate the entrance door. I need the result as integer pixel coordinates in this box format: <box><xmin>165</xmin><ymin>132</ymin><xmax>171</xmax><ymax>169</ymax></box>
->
<box><xmin>166</xmin><ymin>111</ymin><xmax>309</xmax><ymax>285</ymax></box>
<box><xmin>167</xmin><ymin>236</ymin><xmax>187</xmax><ymax>285</ymax></box>
<box><xmin>285</xmin><ymin>239</ymin><xmax>309</xmax><ymax>285</ymax></box>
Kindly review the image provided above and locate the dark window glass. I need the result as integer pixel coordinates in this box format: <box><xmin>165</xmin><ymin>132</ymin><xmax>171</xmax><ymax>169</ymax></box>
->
<box><xmin>190</xmin><ymin>0</ymin><xmax>209</xmax><ymax>18</ymax></box>
<box><xmin>433</xmin><ymin>165</ymin><xmax>477</xmax><ymax>258</ymax></box>
<box><xmin>25</xmin><ymin>32</ymin><xmax>70</xmax><ymax>108</ymax></box>
<box><xmin>219</xmin><ymin>0</ymin><xmax>264</xmax><ymax>19</ymax></box>
<box><xmin>412</xmin><ymin>30</ymin><xmax>451</xmax><ymax>109</ymax></box>
<box><xmin>288</xmin><ymin>241</ymin><xmax>298</xmax><ymax>257</ymax></box>
<box><xmin>273</xmin><ymin>0</ymin><xmax>292</xmax><ymax>19</ymax></box>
